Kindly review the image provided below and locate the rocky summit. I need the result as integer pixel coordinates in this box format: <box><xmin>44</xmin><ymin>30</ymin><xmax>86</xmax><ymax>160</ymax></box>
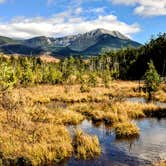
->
<box><xmin>0</xmin><ymin>28</ymin><xmax>141</xmax><ymax>57</ymax></box>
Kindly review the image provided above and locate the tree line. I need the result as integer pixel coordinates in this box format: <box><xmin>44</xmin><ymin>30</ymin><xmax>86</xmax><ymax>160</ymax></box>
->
<box><xmin>0</xmin><ymin>33</ymin><xmax>165</xmax><ymax>91</ymax></box>
<box><xmin>88</xmin><ymin>33</ymin><xmax>166</xmax><ymax>80</ymax></box>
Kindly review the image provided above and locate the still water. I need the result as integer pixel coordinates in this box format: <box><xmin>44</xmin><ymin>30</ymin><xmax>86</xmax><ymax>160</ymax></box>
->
<box><xmin>67</xmin><ymin>118</ymin><xmax>166</xmax><ymax>166</ymax></box>
<box><xmin>126</xmin><ymin>97</ymin><xmax>166</xmax><ymax>107</ymax></box>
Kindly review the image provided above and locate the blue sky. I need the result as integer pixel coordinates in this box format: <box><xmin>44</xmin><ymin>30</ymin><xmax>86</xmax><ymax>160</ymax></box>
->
<box><xmin>0</xmin><ymin>0</ymin><xmax>165</xmax><ymax>43</ymax></box>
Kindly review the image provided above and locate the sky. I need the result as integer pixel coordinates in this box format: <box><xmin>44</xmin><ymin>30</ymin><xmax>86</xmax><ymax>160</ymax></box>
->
<box><xmin>0</xmin><ymin>0</ymin><xmax>165</xmax><ymax>44</ymax></box>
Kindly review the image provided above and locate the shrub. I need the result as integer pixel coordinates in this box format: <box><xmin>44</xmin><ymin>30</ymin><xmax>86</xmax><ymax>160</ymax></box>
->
<box><xmin>80</xmin><ymin>83</ymin><xmax>90</xmax><ymax>93</ymax></box>
<box><xmin>88</xmin><ymin>72</ymin><xmax>98</xmax><ymax>87</ymax></box>
<box><xmin>0</xmin><ymin>62</ymin><xmax>17</xmax><ymax>91</ymax></box>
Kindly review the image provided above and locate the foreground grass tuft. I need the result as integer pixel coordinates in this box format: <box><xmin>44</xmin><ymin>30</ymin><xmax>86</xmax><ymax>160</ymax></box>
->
<box><xmin>0</xmin><ymin>121</ymin><xmax>73</xmax><ymax>165</ymax></box>
<box><xmin>114</xmin><ymin>122</ymin><xmax>140</xmax><ymax>138</ymax></box>
<box><xmin>73</xmin><ymin>130</ymin><xmax>101</xmax><ymax>160</ymax></box>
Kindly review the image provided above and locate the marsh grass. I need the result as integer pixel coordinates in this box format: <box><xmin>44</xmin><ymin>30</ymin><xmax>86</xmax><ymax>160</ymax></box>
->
<box><xmin>28</xmin><ymin>104</ymin><xmax>85</xmax><ymax>125</ymax></box>
<box><xmin>0</xmin><ymin>121</ymin><xmax>73</xmax><ymax>165</ymax></box>
<box><xmin>154</xmin><ymin>89</ymin><xmax>166</xmax><ymax>102</ymax></box>
<box><xmin>154</xmin><ymin>160</ymin><xmax>166</xmax><ymax>166</ymax></box>
<box><xmin>73</xmin><ymin>130</ymin><xmax>101</xmax><ymax>160</ymax></box>
<box><xmin>69</xmin><ymin>100</ymin><xmax>165</xmax><ymax>139</ymax></box>
<box><xmin>53</xmin><ymin>110</ymin><xmax>85</xmax><ymax>125</ymax></box>
<box><xmin>6</xmin><ymin>81</ymin><xmax>165</xmax><ymax>105</ymax></box>
<box><xmin>69</xmin><ymin>102</ymin><xmax>120</xmax><ymax>124</ymax></box>
<box><xmin>114</xmin><ymin>122</ymin><xmax>140</xmax><ymax>138</ymax></box>
<box><xmin>0</xmin><ymin>81</ymin><xmax>165</xmax><ymax>164</ymax></box>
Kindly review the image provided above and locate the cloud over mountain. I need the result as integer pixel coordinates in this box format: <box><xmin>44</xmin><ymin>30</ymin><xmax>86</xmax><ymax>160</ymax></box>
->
<box><xmin>0</xmin><ymin>10</ymin><xmax>140</xmax><ymax>39</ymax></box>
<box><xmin>111</xmin><ymin>0</ymin><xmax>166</xmax><ymax>16</ymax></box>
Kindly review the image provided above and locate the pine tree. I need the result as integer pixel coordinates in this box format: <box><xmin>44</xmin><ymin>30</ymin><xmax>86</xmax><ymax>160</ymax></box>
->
<box><xmin>144</xmin><ymin>60</ymin><xmax>160</xmax><ymax>99</ymax></box>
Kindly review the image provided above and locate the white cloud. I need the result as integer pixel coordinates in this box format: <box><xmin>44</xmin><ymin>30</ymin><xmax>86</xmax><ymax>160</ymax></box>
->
<box><xmin>0</xmin><ymin>10</ymin><xmax>140</xmax><ymax>39</ymax></box>
<box><xmin>111</xmin><ymin>0</ymin><xmax>137</xmax><ymax>6</ymax></box>
<box><xmin>87</xmin><ymin>7</ymin><xmax>106</xmax><ymax>13</ymax></box>
<box><xmin>47</xmin><ymin>0</ymin><xmax>83</xmax><ymax>8</ymax></box>
<box><xmin>111</xmin><ymin>0</ymin><xmax>166</xmax><ymax>17</ymax></box>
<box><xmin>75</xmin><ymin>7</ymin><xmax>83</xmax><ymax>15</ymax></box>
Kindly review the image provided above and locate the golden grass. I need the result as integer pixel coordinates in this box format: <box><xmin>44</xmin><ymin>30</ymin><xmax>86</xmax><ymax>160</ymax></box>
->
<box><xmin>70</xmin><ymin>99</ymin><xmax>165</xmax><ymax>122</ymax></box>
<box><xmin>69</xmin><ymin>100</ymin><xmax>165</xmax><ymax>139</ymax></box>
<box><xmin>28</xmin><ymin>105</ymin><xmax>84</xmax><ymax>125</ymax></box>
<box><xmin>154</xmin><ymin>160</ymin><xmax>166</xmax><ymax>166</ymax></box>
<box><xmin>0</xmin><ymin>120</ymin><xmax>73</xmax><ymax>165</ymax></box>
<box><xmin>154</xmin><ymin>88</ymin><xmax>166</xmax><ymax>102</ymax></box>
<box><xmin>74</xmin><ymin>130</ymin><xmax>101</xmax><ymax>159</ymax></box>
<box><xmin>9</xmin><ymin>80</ymin><xmax>147</xmax><ymax>105</ymax></box>
<box><xmin>112</xmin><ymin>102</ymin><xmax>146</xmax><ymax>119</ymax></box>
<box><xmin>108</xmin><ymin>80</ymin><xmax>146</xmax><ymax>98</ymax></box>
<box><xmin>113</xmin><ymin>122</ymin><xmax>140</xmax><ymax>138</ymax></box>
<box><xmin>6</xmin><ymin>80</ymin><xmax>165</xmax><ymax>107</ymax></box>
<box><xmin>0</xmin><ymin>80</ymin><xmax>165</xmax><ymax>164</ymax></box>
<box><xmin>14</xmin><ymin>84</ymin><xmax>110</xmax><ymax>104</ymax></box>
<box><xmin>112</xmin><ymin>101</ymin><xmax>166</xmax><ymax>119</ymax></box>
<box><xmin>52</xmin><ymin>110</ymin><xmax>85</xmax><ymax>125</ymax></box>
<box><xmin>68</xmin><ymin>102</ymin><xmax>120</xmax><ymax>124</ymax></box>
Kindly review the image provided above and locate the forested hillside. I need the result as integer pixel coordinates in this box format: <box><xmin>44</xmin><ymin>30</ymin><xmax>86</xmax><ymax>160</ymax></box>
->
<box><xmin>0</xmin><ymin>33</ymin><xmax>165</xmax><ymax>91</ymax></box>
<box><xmin>89</xmin><ymin>33</ymin><xmax>166</xmax><ymax>80</ymax></box>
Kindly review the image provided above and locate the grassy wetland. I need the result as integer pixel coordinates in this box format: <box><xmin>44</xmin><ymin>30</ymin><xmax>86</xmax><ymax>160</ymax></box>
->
<box><xmin>0</xmin><ymin>79</ymin><xmax>165</xmax><ymax>165</ymax></box>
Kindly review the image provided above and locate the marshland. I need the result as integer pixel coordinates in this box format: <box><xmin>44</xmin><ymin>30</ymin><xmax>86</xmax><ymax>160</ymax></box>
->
<box><xmin>0</xmin><ymin>80</ymin><xmax>166</xmax><ymax>165</ymax></box>
<box><xmin>0</xmin><ymin>34</ymin><xmax>166</xmax><ymax>166</ymax></box>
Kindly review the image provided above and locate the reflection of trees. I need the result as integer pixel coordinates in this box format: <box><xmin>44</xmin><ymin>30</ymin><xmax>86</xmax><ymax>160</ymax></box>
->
<box><xmin>114</xmin><ymin>136</ymin><xmax>139</xmax><ymax>152</ymax></box>
<box><xmin>149</xmin><ymin>118</ymin><xmax>156</xmax><ymax>128</ymax></box>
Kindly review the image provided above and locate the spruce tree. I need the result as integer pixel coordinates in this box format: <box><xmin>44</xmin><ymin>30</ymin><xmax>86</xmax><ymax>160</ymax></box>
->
<box><xmin>144</xmin><ymin>60</ymin><xmax>160</xmax><ymax>99</ymax></box>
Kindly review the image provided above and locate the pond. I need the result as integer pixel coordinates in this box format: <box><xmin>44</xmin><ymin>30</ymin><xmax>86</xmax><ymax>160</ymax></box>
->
<box><xmin>126</xmin><ymin>97</ymin><xmax>166</xmax><ymax>107</ymax></box>
<box><xmin>65</xmin><ymin>118</ymin><xmax>166</xmax><ymax>166</ymax></box>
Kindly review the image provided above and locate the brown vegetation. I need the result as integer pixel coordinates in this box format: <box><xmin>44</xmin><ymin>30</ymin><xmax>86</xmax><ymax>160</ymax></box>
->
<box><xmin>113</xmin><ymin>122</ymin><xmax>140</xmax><ymax>138</ymax></box>
<box><xmin>73</xmin><ymin>130</ymin><xmax>101</xmax><ymax>159</ymax></box>
<box><xmin>0</xmin><ymin>80</ymin><xmax>165</xmax><ymax>164</ymax></box>
<box><xmin>154</xmin><ymin>160</ymin><xmax>166</xmax><ymax>166</ymax></box>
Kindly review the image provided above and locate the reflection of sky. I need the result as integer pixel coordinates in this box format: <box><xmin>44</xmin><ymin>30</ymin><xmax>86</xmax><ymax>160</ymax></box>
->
<box><xmin>68</xmin><ymin>118</ymin><xmax>166</xmax><ymax>166</ymax></box>
<box><xmin>128</xmin><ymin>119</ymin><xmax>166</xmax><ymax>161</ymax></box>
<box><xmin>126</xmin><ymin>97</ymin><xmax>166</xmax><ymax>107</ymax></box>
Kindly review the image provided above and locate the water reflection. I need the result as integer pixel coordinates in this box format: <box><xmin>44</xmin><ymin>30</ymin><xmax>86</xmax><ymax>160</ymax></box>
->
<box><xmin>126</xmin><ymin>97</ymin><xmax>166</xmax><ymax>107</ymax></box>
<box><xmin>67</xmin><ymin>118</ymin><xmax>166</xmax><ymax>166</ymax></box>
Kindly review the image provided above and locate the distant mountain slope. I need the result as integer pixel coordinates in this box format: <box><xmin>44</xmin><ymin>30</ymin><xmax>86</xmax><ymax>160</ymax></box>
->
<box><xmin>0</xmin><ymin>44</ymin><xmax>43</xmax><ymax>55</ymax></box>
<box><xmin>0</xmin><ymin>36</ymin><xmax>20</xmax><ymax>45</ymax></box>
<box><xmin>0</xmin><ymin>28</ymin><xmax>142</xmax><ymax>56</ymax></box>
<box><xmin>82</xmin><ymin>34</ymin><xmax>141</xmax><ymax>55</ymax></box>
<box><xmin>23</xmin><ymin>36</ymin><xmax>54</xmax><ymax>50</ymax></box>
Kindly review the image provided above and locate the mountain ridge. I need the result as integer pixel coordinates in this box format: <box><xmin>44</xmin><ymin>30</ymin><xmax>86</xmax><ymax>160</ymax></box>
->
<box><xmin>0</xmin><ymin>28</ymin><xmax>142</xmax><ymax>57</ymax></box>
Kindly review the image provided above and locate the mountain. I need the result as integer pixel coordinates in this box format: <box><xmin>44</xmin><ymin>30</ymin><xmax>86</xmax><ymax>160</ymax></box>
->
<box><xmin>0</xmin><ymin>29</ymin><xmax>142</xmax><ymax>57</ymax></box>
<box><xmin>0</xmin><ymin>44</ymin><xmax>43</xmax><ymax>55</ymax></box>
<box><xmin>0</xmin><ymin>36</ymin><xmax>20</xmax><ymax>45</ymax></box>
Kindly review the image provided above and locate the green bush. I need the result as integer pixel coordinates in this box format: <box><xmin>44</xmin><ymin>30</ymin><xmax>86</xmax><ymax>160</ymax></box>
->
<box><xmin>0</xmin><ymin>62</ymin><xmax>17</xmax><ymax>90</ymax></box>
